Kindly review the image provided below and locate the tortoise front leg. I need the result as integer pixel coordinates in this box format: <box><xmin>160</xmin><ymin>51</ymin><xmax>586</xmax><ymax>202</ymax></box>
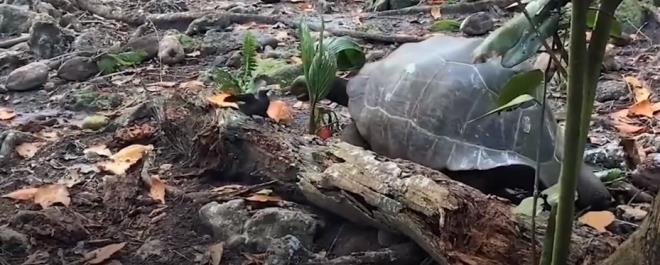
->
<box><xmin>339</xmin><ymin>120</ymin><xmax>371</xmax><ymax>150</ymax></box>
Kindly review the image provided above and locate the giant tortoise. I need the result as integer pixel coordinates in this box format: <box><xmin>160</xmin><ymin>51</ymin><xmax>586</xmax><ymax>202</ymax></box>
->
<box><xmin>340</xmin><ymin>35</ymin><xmax>611</xmax><ymax>210</ymax></box>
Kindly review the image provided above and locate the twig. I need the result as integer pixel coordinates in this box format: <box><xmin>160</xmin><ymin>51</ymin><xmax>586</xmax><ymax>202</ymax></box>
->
<box><xmin>0</xmin><ymin>34</ymin><xmax>29</xmax><ymax>49</ymax></box>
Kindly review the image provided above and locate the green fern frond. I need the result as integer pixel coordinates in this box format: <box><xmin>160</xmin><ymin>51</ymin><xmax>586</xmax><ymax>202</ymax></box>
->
<box><xmin>240</xmin><ymin>31</ymin><xmax>258</xmax><ymax>92</ymax></box>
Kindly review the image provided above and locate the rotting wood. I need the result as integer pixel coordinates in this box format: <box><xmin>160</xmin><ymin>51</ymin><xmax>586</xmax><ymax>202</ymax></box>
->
<box><xmin>208</xmin><ymin>109</ymin><xmax>624</xmax><ymax>265</ymax></box>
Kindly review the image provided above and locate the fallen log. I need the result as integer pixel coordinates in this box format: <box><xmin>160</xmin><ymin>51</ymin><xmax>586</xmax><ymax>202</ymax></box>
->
<box><xmin>202</xmin><ymin>109</ymin><xmax>624</xmax><ymax>265</ymax></box>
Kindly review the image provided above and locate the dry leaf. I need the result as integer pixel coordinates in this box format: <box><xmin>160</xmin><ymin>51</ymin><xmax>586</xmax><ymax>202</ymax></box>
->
<box><xmin>98</xmin><ymin>144</ymin><xmax>154</xmax><ymax>175</ymax></box>
<box><xmin>267</xmin><ymin>100</ymin><xmax>293</xmax><ymax>124</ymax></box>
<box><xmin>628</xmin><ymin>99</ymin><xmax>653</xmax><ymax>117</ymax></box>
<box><xmin>15</xmin><ymin>142</ymin><xmax>46</xmax><ymax>158</ymax></box>
<box><xmin>430</xmin><ymin>6</ymin><xmax>442</xmax><ymax>19</ymax></box>
<box><xmin>207</xmin><ymin>93</ymin><xmax>239</xmax><ymax>109</ymax></box>
<box><xmin>33</xmin><ymin>184</ymin><xmax>70</xmax><ymax>209</ymax></box>
<box><xmin>2</xmin><ymin>187</ymin><xmax>39</xmax><ymax>201</ymax></box>
<box><xmin>38</xmin><ymin>130</ymin><xmax>59</xmax><ymax>141</ymax></box>
<box><xmin>245</xmin><ymin>194</ymin><xmax>282</xmax><ymax>203</ymax></box>
<box><xmin>149</xmin><ymin>175</ymin><xmax>166</xmax><ymax>204</ymax></box>
<box><xmin>209</xmin><ymin>242</ymin><xmax>225</xmax><ymax>265</ymax></box>
<box><xmin>84</xmin><ymin>144</ymin><xmax>113</xmax><ymax>157</ymax></box>
<box><xmin>614</xmin><ymin>123</ymin><xmax>645</xmax><ymax>134</ymax></box>
<box><xmin>578</xmin><ymin>211</ymin><xmax>615</xmax><ymax>232</ymax></box>
<box><xmin>179</xmin><ymin>80</ymin><xmax>205</xmax><ymax>91</ymax></box>
<box><xmin>0</xmin><ymin>107</ymin><xmax>16</xmax><ymax>120</ymax></box>
<box><xmin>625</xmin><ymin>76</ymin><xmax>650</xmax><ymax>103</ymax></box>
<box><xmin>84</xmin><ymin>242</ymin><xmax>127</xmax><ymax>264</ymax></box>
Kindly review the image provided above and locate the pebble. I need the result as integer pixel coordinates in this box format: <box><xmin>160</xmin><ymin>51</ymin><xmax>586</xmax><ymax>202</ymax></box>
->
<box><xmin>5</xmin><ymin>61</ymin><xmax>50</xmax><ymax>91</ymax></box>
<box><xmin>596</xmin><ymin>79</ymin><xmax>628</xmax><ymax>102</ymax></box>
<box><xmin>81</xmin><ymin>115</ymin><xmax>109</xmax><ymax>130</ymax></box>
<box><xmin>460</xmin><ymin>12</ymin><xmax>494</xmax><ymax>36</ymax></box>
<box><xmin>57</xmin><ymin>56</ymin><xmax>99</xmax><ymax>81</ymax></box>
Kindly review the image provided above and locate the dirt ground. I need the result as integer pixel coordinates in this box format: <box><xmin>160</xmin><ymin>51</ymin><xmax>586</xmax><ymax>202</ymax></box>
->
<box><xmin>2</xmin><ymin>0</ymin><xmax>660</xmax><ymax>264</ymax></box>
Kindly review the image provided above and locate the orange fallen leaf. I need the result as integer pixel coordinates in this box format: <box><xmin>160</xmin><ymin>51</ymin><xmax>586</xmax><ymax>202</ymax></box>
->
<box><xmin>209</xmin><ymin>242</ymin><xmax>225</xmax><ymax>265</ymax></box>
<box><xmin>15</xmin><ymin>142</ymin><xmax>46</xmax><ymax>159</ymax></box>
<box><xmin>267</xmin><ymin>100</ymin><xmax>293</xmax><ymax>124</ymax></box>
<box><xmin>98</xmin><ymin>144</ymin><xmax>154</xmax><ymax>175</ymax></box>
<box><xmin>84</xmin><ymin>242</ymin><xmax>127</xmax><ymax>264</ymax></box>
<box><xmin>2</xmin><ymin>187</ymin><xmax>39</xmax><ymax>201</ymax></box>
<box><xmin>2</xmin><ymin>184</ymin><xmax>70</xmax><ymax>209</ymax></box>
<box><xmin>430</xmin><ymin>6</ymin><xmax>442</xmax><ymax>19</ymax></box>
<box><xmin>84</xmin><ymin>144</ymin><xmax>113</xmax><ymax>157</ymax></box>
<box><xmin>0</xmin><ymin>107</ymin><xmax>16</xmax><ymax>120</ymax></box>
<box><xmin>652</xmin><ymin>102</ymin><xmax>660</xmax><ymax>113</ymax></box>
<box><xmin>207</xmin><ymin>93</ymin><xmax>239</xmax><ymax>109</ymax></box>
<box><xmin>149</xmin><ymin>175</ymin><xmax>166</xmax><ymax>204</ymax></box>
<box><xmin>578</xmin><ymin>211</ymin><xmax>615</xmax><ymax>232</ymax></box>
<box><xmin>33</xmin><ymin>184</ymin><xmax>70</xmax><ymax>209</ymax></box>
<box><xmin>245</xmin><ymin>194</ymin><xmax>282</xmax><ymax>203</ymax></box>
<box><xmin>614</xmin><ymin>123</ymin><xmax>645</xmax><ymax>134</ymax></box>
<box><xmin>628</xmin><ymin>99</ymin><xmax>653</xmax><ymax>117</ymax></box>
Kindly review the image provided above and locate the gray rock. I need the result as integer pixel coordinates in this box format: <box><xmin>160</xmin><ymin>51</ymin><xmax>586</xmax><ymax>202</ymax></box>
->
<box><xmin>72</xmin><ymin>28</ymin><xmax>116</xmax><ymax>53</ymax></box>
<box><xmin>199</xmin><ymin>200</ymin><xmax>251</xmax><ymax>242</ymax></box>
<box><xmin>124</xmin><ymin>34</ymin><xmax>159</xmax><ymax>59</ymax></box>
<box><xmin>0</xmin><ymin>4</ymin><xmax>33</xmax><ymax>35</ymax></box>
<box><xmin>9</xmin><ymin>41</ymin><xmax>29</xmax><ymax>52</ymax></box>
<box><xmin>136</xmin><ymin>239</ymin><xmax>167</xmax><ymax>262</ymax></box>
<box><xmin>584</xmin><ymin>142</ymin><xmax>626</xmax><ymax>169</ymax></box>
<box><xmin>257</xmin><ymin>35</ymin><xmax>279</xmax><ymax>51</ymax></box>
<box><xmin>34</xmin><ymin>1</ymin><xmax>60</xmax><ymax>19</ymax></box>
<box><xmin>596</xmin><ymin>80</ymin><xmax>628</xmax><ymax>102</ymax></box>
<box><xmin>264</xmin><ymin>235</ymin><xmax>307</xmax><ymax>265</ymax></box>
<box><xmin>225</xmin><ymin>50</ymin><xmax>241</xmax><ymax>67</ymax></box>
<box><xmin>460</xmin><ymin>12</ymin><xmax>494</xmax><ymax>36</ymax></box>
<box><xmin>0</xmin><ymin>50</ymin><xmax>26</xmax><ymax>74</ymax></box>
<box><xmin>57</xmin><ymin>56</ymin><xmax>99</xmax><ymax>81</ymax></box>
<box><xmin>28</xmin><ymin>19</ymin><xmax>73</xmax><ymax>59</ymax></box>
<box><xmin>200</xmin><ymin>31</ymin><xmax>242</xmax><ymax>56</ymax></box>
<box><xmin>244</xmin><ymin>207</ymin><xmax>321</xmax><ymax>252</ymax></box>
<box><xmin>5</xmin><ymin>61</ymin><xmax>49</xmax><ymax>91</ymax></box>
<box><xmin>616</xmin><ymin>204</ymin><xmax>648</xmax><ymax>221</ymax></box>
<box><xmin>0</xmin><ymin>225</ymin><xmax>30</xmax><ymax>253</ymax></box>
<box><xmin>3</xmin><ymin>0</ymin><xmax>34</xmax><ymax>7</ymax></box>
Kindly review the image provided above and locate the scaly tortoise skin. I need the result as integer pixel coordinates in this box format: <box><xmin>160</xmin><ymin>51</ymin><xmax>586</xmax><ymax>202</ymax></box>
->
<box><xmin>342</xmin><ymin>35</ymin><xmax>611</xmax><ymax>209</ymax></box>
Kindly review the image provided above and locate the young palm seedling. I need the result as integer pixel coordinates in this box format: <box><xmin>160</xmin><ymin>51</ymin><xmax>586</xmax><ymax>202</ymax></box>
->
<box><xmin>299</xmin><ymin>19</ymin><xmax>338</xmax><ymax>134</ymax></box>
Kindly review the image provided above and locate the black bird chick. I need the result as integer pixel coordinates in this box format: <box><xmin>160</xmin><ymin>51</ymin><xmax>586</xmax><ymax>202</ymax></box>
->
<box><xmin>225</xmin><ymin>89</ymin><xmax>271</xmax><ymax>117</ymax></box>
<box><xmin>289</xmin><ymin>76</ymin><xmax>349</xmax><ymax>107</ymax></box>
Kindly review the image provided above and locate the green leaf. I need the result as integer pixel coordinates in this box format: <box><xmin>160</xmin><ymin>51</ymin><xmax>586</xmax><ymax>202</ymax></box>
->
<box><xmin>324</xmin><ymin>36</ymin><xmax>365</xmax><ymax>71</ymax></box>
<box><xmin>497</xmin><ymin>69</ymin><xmax>544</xmax><ymax>106</ymax></box>
<box><xmin>240</xmin><ymin>32</ymin><xmax>259</xmax><ymax>91</ymax></box>
<box><xmin>472</xmin><ymin>94</ymin><xmax>537</xmax><ymax>122</ymax></box>
<box><xmin>586</xmin><ymin>9</ymin><xmax>622</xmax><ymax>39</ymax></box>
<box><xmin>501</xmin><ymin>13</ymin><xmax>560</xmax><ymax>68</ymax></box>
<box><xmin>429</xmin><ymin>19</ymin><xmax>461</xmax><ymax>32</ymax></box>
<box><xmin>298</xmin><ymin>22</ymin><xmax>315</xmax><ymax>80</ymax></box>
<box><xmin>514</xmin><ymin>184</ymin><xmax>561</xmax><ymax>217</ymax></box>
<box><xmin>177</xmin><ymin>34</ymin><xmax>198</xmax><ymax>51</ymax></box>
<box><xmin>209</xmin><ymin>67</ymin><xmax>240</xmax><ymax>94</ymax></box>
<box><xmin>96</xmin><ymin>50</ymin><xmax>149</xmax><ymax>74</ymax></box>
<box><xmin>307</xmin><ymin>49</ymin><xmax>337</xmax><ymax>103</ymax></box>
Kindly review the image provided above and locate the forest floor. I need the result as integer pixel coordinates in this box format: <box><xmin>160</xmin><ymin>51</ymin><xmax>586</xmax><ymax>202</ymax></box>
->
<box><xmin>1</xmin><ymin>0</ymin><xmax>660</xmax><ymax>264</ymax></box>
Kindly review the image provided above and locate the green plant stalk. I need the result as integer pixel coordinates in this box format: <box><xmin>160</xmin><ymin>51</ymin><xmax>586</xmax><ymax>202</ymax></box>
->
<box><xmin>540</xmin><ymin>203</ymin><xmax>558</xmax><ymax>265</ymax></box>
<box><xmin>580</xmin><ymin>0</ymin><xmax>623</xmax><ymax>144</ymax></box>
<box><xmin>550</xmin><ymin>0</ymin><xmax>589</xmax><ymax>264</ymax></box>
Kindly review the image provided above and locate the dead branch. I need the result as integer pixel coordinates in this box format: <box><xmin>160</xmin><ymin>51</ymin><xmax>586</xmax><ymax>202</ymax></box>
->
<box><xmin>370</xmin><ymin>0</ymin><xmax>518</xmax><ymax>17</ymax></box>
<box><xmin>209</xmin><ymin>109</ymin><xmax>623</xmax><ymax>265</ymax></box>
<box><xmin>0</xmin><ymin>35</ymin><xmax>29</xmax><ymax>49</ymax></box>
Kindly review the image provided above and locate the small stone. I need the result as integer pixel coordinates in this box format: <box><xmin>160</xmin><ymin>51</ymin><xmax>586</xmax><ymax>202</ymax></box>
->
<box><xmin>616</xmin><ymin>204</ymin><xmax>648</xmax><ymax>221</ymax></box>
<box><xmin>28</xmin><ymin>19</ymin><xmax>74</xmax><ymax>59</ymax></box>
<box><xmin>199</xmin><ymin>200</ymin><xmax>251</xmax><ymax>241</ymax></box>
<box><xmin>200</xmin><ymin>31</ymin><xmax>242</xmax><ymax>56</ymax></box>
<box><xmin>72</xmin><ymin>28</ymin><xmax>116</xmax><ymax>54</ymax></box>
<box><xmin>596</xmin><ymin>79</ymin><xmax>628</xmax><ymax>102</ymax></box>
<box><xmin>136</xmin><ymin>240</ymin><xmax>167</xmax><ymax>262</ymax></box>
<box><xmin>0</xmin><ymin>226</ymin><xmax>30</xmax><ymax>253</ymax></box>
<box><xmin>257</xmin><ymin>35</ymin><xmax>279</xmax><ymax>51</ymax></box>
<box><xmin>584</xmin><ymin>142</ymin><xmax>626</xmax><ymax>169</ymax></box>
<box><xmin>82</xmin><ymin>115</ymin><xmax>109</xmax><ymax>130</ymax></box>
<box><xmin>225</xmin><ymin>50</ymin><xmax>242</xmax><ymax>67</ymax></box>
<box><xmin>57</xmin><ymin>56</ymin><xmax>99</xmax><ymax>81</ymax></box>
<box><xmin>0</xmin><ymin>4</ymin><xmax>33</xmax><ymax>35</ymax></box>
<box><xmin>264</xmin><ymin>235</ymin><xmax>307</xmax><ymax>265</ymax></box>
<box><xmin>460</xmin><ymin>12</ymin><xmax>494</xmax><ymax>36</ymax></box>
<box><xmin>5</xmin><ymin>61</ymin><xmax>49</xmax><ymax>91</ymax></box>
<box><xmin>244</xmin><ymin>207</ymin><xmax>321</xmax><ymax>252</ymax></box>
